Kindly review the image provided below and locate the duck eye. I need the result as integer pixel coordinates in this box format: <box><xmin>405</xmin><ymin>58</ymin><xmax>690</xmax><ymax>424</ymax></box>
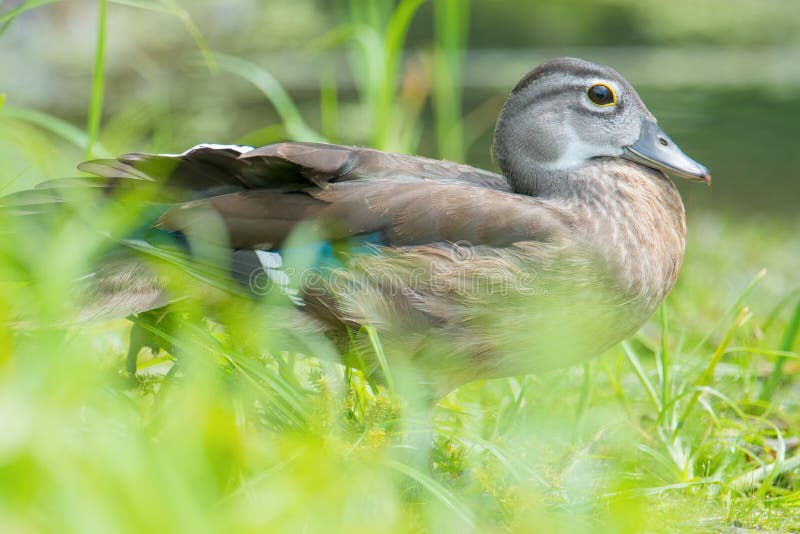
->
<box><xmin>587</xmin><ymin>83</ymin><xmax>616</xmax><ymax>106</ymax></box>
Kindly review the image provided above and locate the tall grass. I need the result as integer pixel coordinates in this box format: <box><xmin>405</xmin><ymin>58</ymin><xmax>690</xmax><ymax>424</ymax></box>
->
<box><xmin>1</xmin><ymin>1</ymin><xmax>799</xmax><ymax>532</ymax></box>
<box><xmin>85</xmin><ymin>0</ymin><xmax>107</xmax><ymax>158</ymax></box>
<box><xmin>432</xmin><ymin>0</ymin><xmax>469</xmax><ymax>161</ymax></box>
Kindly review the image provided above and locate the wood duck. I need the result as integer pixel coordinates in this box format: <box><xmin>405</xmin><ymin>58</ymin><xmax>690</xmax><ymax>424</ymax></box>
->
<box><xmin>4</xmin><ymin>57</ymin><xmax>710</xmax><ymax>396</ymax></box>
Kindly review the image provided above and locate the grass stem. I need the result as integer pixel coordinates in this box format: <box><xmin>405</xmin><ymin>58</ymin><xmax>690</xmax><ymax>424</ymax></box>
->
<box><xmin>759</xmin><ymin>298</ymin><xmax>800</xmax><ymax>403</ymax></box>
<box><xmin>623</xmin><ymin>341</ymin><xmax>662</xmax><ymax>412</ymax></box>
<box><xmin>659</xmin><ymin>303</ymin><xmax>670</xmax><ymax>405</ymax></box>
<box><xmin>676</xmin><ymin>307</ymin><xmax>749</xmax><ymax>433</ymax></box>
<box><xmin>433</xmin><ymin>0</ymin><xmax>468</xmax><ymax>161</ymax></box>
<box><xmin>85</xmin><ymin>0</ymin><xmax>107</xmax><ymax>159</ymax></box>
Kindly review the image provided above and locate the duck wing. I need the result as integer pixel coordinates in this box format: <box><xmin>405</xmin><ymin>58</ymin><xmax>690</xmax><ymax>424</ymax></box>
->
<box><xmin>76</xmin><ymin>142</ymin><xmax>565</xmax><ymax>249</ymax></box>
<box><xmin>4</xmin><ymin>143</ymin><xmax>575</xmax><ymax>331</ymax></box>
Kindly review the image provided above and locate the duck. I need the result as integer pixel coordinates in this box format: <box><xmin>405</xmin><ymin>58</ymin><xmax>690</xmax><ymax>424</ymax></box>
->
<box><xmin>3</xmin><ymin>57</ymin><xmax>709</xmax><ymax>397</ymax></box>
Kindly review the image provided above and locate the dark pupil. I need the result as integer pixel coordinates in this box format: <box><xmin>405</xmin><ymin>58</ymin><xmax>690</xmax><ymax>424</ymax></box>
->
<box><xmin>589</xmin><ymin>85</ymin><xmax>613</xmax><ymax>105</ymax></box>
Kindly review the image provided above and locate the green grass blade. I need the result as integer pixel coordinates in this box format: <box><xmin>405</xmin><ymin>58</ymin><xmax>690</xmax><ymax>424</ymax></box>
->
<box><xmin>323</xmin><ymin>1</ymin><xmax>426</xmax><ymax>151</ymax></box>
<box><xmin>363</xmin><ymin>325</ymin><xmax>395</xmax><ymax>396</ymax></box>
<box><xmin>376</xmin><ymin>0</ymin><xmax>426</xmax><ymax>148</ymax></box>
<box><xmin>602</xmin><ymin>359</ymin><xmax>635</xmax><ymax>419</ymax></box>
<box><xmin>223</xmin><ymin>349</ymin><xmax>311</xmax><ymax>427</ymax></box>
<box><xmin>432</xmin><ymin>0</ymin><xmax>468</xmax><ymax>161</ymax></box>
<box><xmin>213</xmin><ymin>53</ymin><xmax>325</xmax><ymax>143</ymax></box>
<box><xmin>384</xmin><ymin>0</ymin><xmax>426</xmax><ymax>74</ymax></box>
<box><xmin>0</xmin><ymin>0</ymin><xmax>61</xmax><ymax>33</ymax></box>
<box><xmin>659</xmin><ymin>303</ymin><xmax>671</xmax><ymax>405</ymax></box>
<box><xmin>346</xmin><ymin>0</ymin><xmax>392</xmax><ymax>29</ymax></box>
<box><xmin>724</xmin><ymin>346</ymin><xmax>800</xmax><ymax>359</ymax></box>
<box><xmin>689</xmin><ymin>268</ymin><xmax>765</xmax><ymax>355</ymax></box>
<box><xmin>85</xmin><ymin>0</ymin><xmax>107</xmax><ymax>159</ymax></box>
<box><xmin>622</xmin><ymin>340</ymin><xmax>662</xmax><ymax>412</ymax></box>
<box><xmin>108</xmin><ymin>0</ymin><xmax>172</xmax><ymax>13</ymax></box>
<box><xmin>731</xmin><ymin>450</ymin><xmax>800</xmax><ymax>492</ymax></box>
<box><xmin>436</xmin><ymin>425</ymin><xmax>553</xmax><ymax>489</ymax></box>
<box><xmin>762</xmin><ymin>287</ymin><xmax>800</xmax><ymax>333</ymax></box>
<box><xmin>348</xmin><ymin>26</ymin><xmax>385</xmax><ymax>147</ymax></box>
<box><xmin>235</xmin><ymin>124</ymin><xmax>287</xmax><ymax>147</ymax></box>
<box><xmin>133</xmin><ymin>319</ymin><xmax>310</xmax><ymax>427</ymax></box>
<box><xmin>384</xmin><ymin>458</ymin><xmax>476</xmax><ymax>528</ymax></box>
<box><xmin>677</xmin><ymin>307</ymin><xmax>750</xmax><ymax>431</ymax></box>
<box><xmin>320</xmin><ymin>66</ymin><xmax>340</xmax><ymax>141</ymax></box>
<box><xmin>158</xmin><ymin>0</ymin><xmax>215</xmax><ymax>72</ymax></box>
<box><xmin>306</xmin><ymin>24</ymin><xmax>361</xmax><ymax>53</ymax></box>
<box><xmin>1</xmin><ymin>106</ymin><xmax>110</xmax><ymax>156</ymax></box>
<box><xmin>345</xmin><ymin>328</ymin><xmax>380</xmax><ymax>393</ymax></box>
<box><xmin>759</xmin><ymin>297</ymin><xmax>800</xmax><ymax>403</ymax></box>
<box><xmin>110</xmin><ymin>0</ymin><xmax>216</xmax><ymax>72</ymax></box>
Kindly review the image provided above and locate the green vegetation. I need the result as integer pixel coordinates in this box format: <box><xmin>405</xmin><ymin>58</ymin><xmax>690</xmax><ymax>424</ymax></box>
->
<box><xmin>1</xmin><ymin>1</ymin><xmax>799</xmax><ymax>532</ymax></box>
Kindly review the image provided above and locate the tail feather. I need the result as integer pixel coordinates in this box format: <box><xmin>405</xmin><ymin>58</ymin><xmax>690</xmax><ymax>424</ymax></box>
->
<box><xmin>2</xmin><ymin>141</ymin><xmax>474</xmax><ymax>323</ymax></box>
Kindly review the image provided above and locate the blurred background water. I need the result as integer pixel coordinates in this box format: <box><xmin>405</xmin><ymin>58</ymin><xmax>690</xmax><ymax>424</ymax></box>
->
<box><xmin>1</xmin><ymin>0</ymin><xmax>798</xmax><ymax>213</ymax></box>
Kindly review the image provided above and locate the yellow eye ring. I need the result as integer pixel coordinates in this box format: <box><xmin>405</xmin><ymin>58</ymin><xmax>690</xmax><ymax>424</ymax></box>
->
<box><xmin>587</xmin><ymin>83</ymin><xmax>617</xmax><ymax>107</ymax></box>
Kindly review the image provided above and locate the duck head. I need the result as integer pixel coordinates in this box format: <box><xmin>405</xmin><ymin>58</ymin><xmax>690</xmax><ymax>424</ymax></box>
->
<box><xmin>493</xmin><ymin>57</ymin><xmax>710</xmax><ymax>195</ymax></box>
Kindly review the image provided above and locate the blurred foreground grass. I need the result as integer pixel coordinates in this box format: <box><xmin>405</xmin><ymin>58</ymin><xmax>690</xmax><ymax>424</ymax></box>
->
<box><xmin>1</xmin><ymin>211</ymin><xmax>799</xmax><ymax>533</ymax></box>
<box><xmin>1</xmin><ymin>1</ymin><xmax>800</xmax><ymax>532</ymax></box>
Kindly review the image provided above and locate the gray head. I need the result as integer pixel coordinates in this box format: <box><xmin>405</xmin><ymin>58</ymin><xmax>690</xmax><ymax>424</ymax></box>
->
<box><xmin>493</xmin><ymin>57</ymin><xmax>709</xmax><ymax>195</ymax></box>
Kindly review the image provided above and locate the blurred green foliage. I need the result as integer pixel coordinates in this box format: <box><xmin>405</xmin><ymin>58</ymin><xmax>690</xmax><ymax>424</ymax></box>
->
<box><xmin>462</xmin><ymin>0</ymin><xmax>800</xmax><ymax>47</ymax></box>
<box><xmin>2</xmin><ymin>0</ymin><xmax>799</xmax><ymax>209</ymax></box>
<box><xmin>1</xmin><ymin>0</ymin><xmax>799</xmax><ymax>532</ymax></box>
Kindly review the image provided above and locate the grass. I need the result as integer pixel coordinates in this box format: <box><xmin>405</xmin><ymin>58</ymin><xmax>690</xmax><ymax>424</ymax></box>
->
<box><xmin>1</xmin><ymin>1</ymin><xmax>800</xmax><ymax>532</ymax></box>
<box><xmin>85</xmin><ymin>0</ymin><xmax>107</xmax><ymax>159</ymax></box>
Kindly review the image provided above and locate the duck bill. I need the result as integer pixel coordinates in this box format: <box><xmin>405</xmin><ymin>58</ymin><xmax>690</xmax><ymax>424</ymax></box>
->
<box><xmin>623</xmin><ymin>120</ymin><xmax>711</xmax><ymax>185</ymax></box>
